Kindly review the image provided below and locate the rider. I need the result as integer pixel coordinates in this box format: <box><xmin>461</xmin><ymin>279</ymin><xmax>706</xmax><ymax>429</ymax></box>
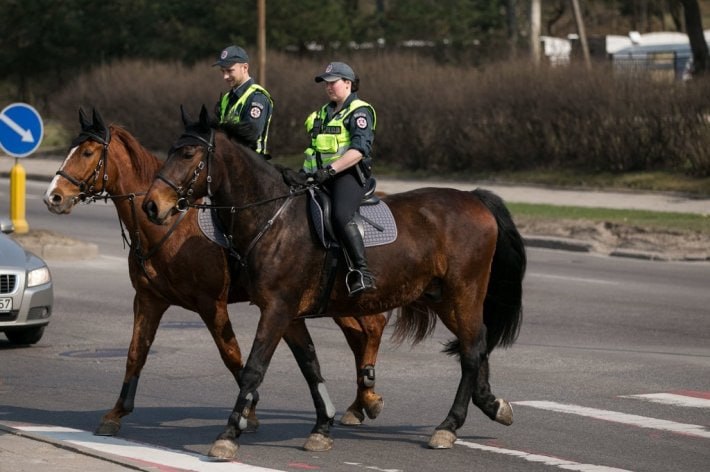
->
<box><xmin>212</xmin><ymin>45</ymin><xmax>273</xmax><ymax>157</ymax></box>
<box><xmin>303</xmin><ymin>61</ymin><xmax>377</xmax><ymax>296</ymax></box>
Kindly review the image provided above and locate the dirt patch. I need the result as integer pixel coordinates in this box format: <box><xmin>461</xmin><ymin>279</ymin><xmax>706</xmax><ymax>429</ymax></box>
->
<box><xmin>517</xmin><ymin>217</ymin><xmax>710</xmax><ymax>261</ymax></box>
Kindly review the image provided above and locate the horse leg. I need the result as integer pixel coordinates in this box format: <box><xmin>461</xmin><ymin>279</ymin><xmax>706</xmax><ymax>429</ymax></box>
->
<box><xmin>198</xmin><ymin>300</ymin><xmax>259</xmax><ymax>431</ymax></box>
<box><xmin>428</xmin><ymin>306</ymin><xmax>486</xmax><ymax>449</ymax></box>
<box><xmin>282</xmin><ymin>318</ymin><xmax>338</xmax><ymax>451</ymax></box>
<box><xmin>208</xmin><ymin>308</ymin><xmax>295</xmax><ymax>460</ymax></box>
<box><xmin>471</xmin><ymin>329</ymin><xmax>514</xmax><ymax>426</ymax></box>
<box><xmin>334</xmin><ymin>314</ymin><xmax>386</xmax><ymax>426</ymax></box>
<box><xmin>95</xmin><ymin>292</ymin><xmax>169</xmax><ymax>436</ymax></box>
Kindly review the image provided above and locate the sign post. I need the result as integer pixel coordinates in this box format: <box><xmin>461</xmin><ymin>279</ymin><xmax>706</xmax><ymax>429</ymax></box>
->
<box><xmin>0</xmin><ymin>103</ymin><xmax>44</xmax><ymax>234</ymax></box>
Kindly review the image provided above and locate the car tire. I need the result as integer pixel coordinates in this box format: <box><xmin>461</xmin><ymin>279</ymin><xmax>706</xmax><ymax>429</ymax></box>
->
<box><xmin>5</xmin><ymin>326</ymin><xmax>45</xmax><ymax>345</ymax></box>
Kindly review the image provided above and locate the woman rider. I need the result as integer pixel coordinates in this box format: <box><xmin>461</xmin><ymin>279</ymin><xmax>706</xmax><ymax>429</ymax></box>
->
<box><xmin>303</xmin><ymin>62</ymin><xmax>377</xmax><ymax>296</ymax></box>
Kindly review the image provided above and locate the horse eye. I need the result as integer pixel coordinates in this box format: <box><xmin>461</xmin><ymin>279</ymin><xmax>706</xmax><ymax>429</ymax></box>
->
<box><xmin>82</xmin><ymin>149</ymin><xmax>93</xmax><ymax>157</ymax></box>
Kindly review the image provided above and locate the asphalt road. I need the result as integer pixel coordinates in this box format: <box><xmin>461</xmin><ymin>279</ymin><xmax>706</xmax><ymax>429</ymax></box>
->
<box><xmin>0</xmin><ymin>176</ymin><xmax>708</xmax><ymax>471</ymax></box>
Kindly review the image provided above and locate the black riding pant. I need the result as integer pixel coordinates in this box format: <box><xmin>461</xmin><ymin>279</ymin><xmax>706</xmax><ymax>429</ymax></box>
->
<box><xmin>326</xmin><ymin>168</ymin><xmax>365</xmax><ymax>237</ymax></box>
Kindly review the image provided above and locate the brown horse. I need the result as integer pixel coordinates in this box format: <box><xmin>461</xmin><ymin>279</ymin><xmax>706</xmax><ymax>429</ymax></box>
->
<box><xmin>42</xmin><ymin>108</ymin><xmax>387</xmax><ymax>437</ymax></box>
<box><xmin>142</xmin><ymin>106</ymin><xmax>526</xmax><ymax>459</ymax></box>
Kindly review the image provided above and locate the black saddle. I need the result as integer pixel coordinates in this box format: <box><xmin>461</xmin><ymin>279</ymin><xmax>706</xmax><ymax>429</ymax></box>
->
<box><xmin>308</xmin><ymin>178</ymin><xmax>397</xmax><ymax>249</ymax></box>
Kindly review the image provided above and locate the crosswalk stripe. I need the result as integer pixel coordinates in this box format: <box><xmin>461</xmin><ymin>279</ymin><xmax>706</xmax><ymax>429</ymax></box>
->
<box><xmin>13</xmin><ymin>425</ymin><xmax>282</xmax><ymax>471</ymax></box>
<box><xmin>456</xmin><ymin>440</ymin><xmax>632</xmax><ymax>471</ymax></box>
<box><xmin>620</xmin><ymin>393</ymin><xmax>710</xmax><ymax>408</ymax></box>
<box><xmin>513</xmin><ymin>401</ymin><xmax>710</xmax><ymax>439</ymax></box>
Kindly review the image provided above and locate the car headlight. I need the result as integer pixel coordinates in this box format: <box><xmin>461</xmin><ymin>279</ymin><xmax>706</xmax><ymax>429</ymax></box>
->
<box><xmin>28</xmin><ymin>266</ymin><xmax>51</xmax><ymax>287</ymax></box>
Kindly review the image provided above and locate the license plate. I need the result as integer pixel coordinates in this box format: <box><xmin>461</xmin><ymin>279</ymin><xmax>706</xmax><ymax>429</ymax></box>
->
<box><xmin>0</xmin><ymin>298</ymin><xmax>12</xmax><ymax>312</ymax></box>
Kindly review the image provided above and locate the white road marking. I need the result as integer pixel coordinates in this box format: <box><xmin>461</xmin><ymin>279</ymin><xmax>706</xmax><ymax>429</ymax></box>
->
<box><xmin>620</xmin><ymin>393</ymin><xmax>710</xmax><ymax>408</ymax></box>
<box><xmin>514</xmin><ymin>401</ymin><xmax>710</xmax><ymax>439</ymax></box>
<box><xmin>456</xmin><ymin>440</ymin><xmax>631</xmax><ymax>471</ymax></box>
<box><xmin>12</xmin><ymin>425</ymin><xmax>282</xmax><ymax>471</ymax></box>
<box><xmin>530</xmin><ymin>273</ymin><xmax>618</xmax><ymax>286</ymax></box>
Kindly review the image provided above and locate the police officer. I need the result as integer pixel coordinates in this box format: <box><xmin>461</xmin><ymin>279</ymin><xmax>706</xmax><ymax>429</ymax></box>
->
<box><xmin>303</xmin><ymin>62</ymin><xmax>377</xmax><ymax>296</ymax></box>
<box><xmin>212</xmin><ymin>45</ymin><xmax>273</xmax><ymax>156</ymax></box>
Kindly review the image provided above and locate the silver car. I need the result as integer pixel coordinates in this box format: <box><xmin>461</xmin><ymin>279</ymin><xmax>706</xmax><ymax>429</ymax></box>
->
<box><xmin>0</xmin><ymin>218</ymin><xmax>53</xmax><ymax>344</ymax></box>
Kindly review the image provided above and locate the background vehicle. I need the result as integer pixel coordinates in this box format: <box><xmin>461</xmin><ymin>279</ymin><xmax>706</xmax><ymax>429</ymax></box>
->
<box><xmin>0</xmin><ymin>218</ymin><xmax>53</xmax><ymax>345</ymax></box>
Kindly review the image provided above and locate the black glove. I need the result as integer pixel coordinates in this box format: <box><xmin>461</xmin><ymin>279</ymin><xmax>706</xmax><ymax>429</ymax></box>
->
<box><xmin>275</xmin><ymin>164</ymin><xmax>309</xmax><ymax>187</ymax></box>
<box><xmin>314</xmin><ymin>166</ymin><xmax>336</xmax><ymax>185</ymax></box>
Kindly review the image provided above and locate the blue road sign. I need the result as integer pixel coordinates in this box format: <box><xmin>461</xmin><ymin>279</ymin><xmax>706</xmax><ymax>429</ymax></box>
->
<box><xmin>0</xmin><ymin>103</ymin><xmax>44</xmax><ymax>158</ymax></box>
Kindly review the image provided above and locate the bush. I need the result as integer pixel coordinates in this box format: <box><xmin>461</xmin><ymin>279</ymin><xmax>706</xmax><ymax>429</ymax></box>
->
<box><xmin>49</xmin><ymin>51</ymin><xmax>710</xmax><ymax>176</ymax></box>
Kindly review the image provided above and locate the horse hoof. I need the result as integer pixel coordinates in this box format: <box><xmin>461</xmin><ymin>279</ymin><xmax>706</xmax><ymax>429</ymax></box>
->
<box><xmin>340</xmin><ymin>408</ymin><xmax>365</xmax><ymax>426</ymax></box>
<box><xmin>303</xmin><ymin>433</ymin><xmax>333</xmax><ymax>452</ymax></box>
<box><xmin>495</xmin><ymin>398</ymin><xmax>513</xmax><ymax>426</ymax></box>
<box><xmin>428</xmin><ymin>429</ymin><xmax>457</xmax><ymax>449</ymax></box>
<box><xmin>364</xmin><ymin>397</ymin><xmax>384</xmax><ymax>420</ymax></box>
<box><xmin>94</xmin><ymin>419</ymin><xmax>121</xmax><ymax>436</ymax></box>
<box><xmin>208</xmin><ymin>439</ymin><xmax>239</xmax><ymax>460</ymax></box>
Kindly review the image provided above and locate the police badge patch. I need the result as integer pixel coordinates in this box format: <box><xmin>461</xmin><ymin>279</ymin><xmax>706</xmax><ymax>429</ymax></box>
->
<box><xmin>250</xmin><ymin>106</ymin><xmax>262</xmax><ymax>118</ymax></box>
<box><xmin>355</xmin><ymin>116</ymin><xmax>368</xmax><ymax>129</ymax></box>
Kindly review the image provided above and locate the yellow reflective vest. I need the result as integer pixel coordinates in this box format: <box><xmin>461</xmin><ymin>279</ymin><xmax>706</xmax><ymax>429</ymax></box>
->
<box><xmin>302</xmin><ymin>98</ymin><xmax>376</xmax><ymax>173</ymax></box>
<box><xmin>219</xmin><ymin>83</ymin><xmax>273</xmax><ymax>154</ymax></box>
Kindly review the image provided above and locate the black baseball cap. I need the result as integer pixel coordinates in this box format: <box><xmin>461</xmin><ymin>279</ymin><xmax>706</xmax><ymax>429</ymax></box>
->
<box><xmin>315</xmin><ymin>62</ymin><xmax>356</xmax><ymax>82</ymax></box>
<box><xmin>212</xmin><ymin>45</ymin><xmax>249</xmax><ymax>67</ymax></box>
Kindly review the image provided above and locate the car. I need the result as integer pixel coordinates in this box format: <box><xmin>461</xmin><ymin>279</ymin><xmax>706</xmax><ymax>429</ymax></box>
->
<box><xmin>0</xmin><ymin>217</ymin><xmax>53</xmax><ymax>345</ymax></box>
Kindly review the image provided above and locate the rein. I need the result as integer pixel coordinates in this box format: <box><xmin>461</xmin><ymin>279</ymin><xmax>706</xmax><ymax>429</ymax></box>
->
<box><xmin>190</xmin><ymin>187</ymin><xmax>307</xmax><ymax>266</ymax></box>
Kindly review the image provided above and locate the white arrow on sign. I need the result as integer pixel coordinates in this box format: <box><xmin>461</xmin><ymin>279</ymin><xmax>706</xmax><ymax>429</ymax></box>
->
<box><xmin>0</xmin><ymin>111</ymin><xmax>35</xmax><ymax>143</ymax></box>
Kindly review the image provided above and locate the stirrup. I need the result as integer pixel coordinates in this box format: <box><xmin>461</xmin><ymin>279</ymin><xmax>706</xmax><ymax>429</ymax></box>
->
<box><xmin>346</xmin><ymin>269</ymin><xmax>375</xmax><ymax>296</ymax></box>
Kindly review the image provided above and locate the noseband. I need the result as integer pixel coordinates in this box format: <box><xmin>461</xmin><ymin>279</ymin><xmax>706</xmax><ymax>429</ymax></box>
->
<box><xmin>56</xmin><ymin>129</ymin><xmax>111</xmax><ymax>201</ymax></box>
<box><xmin>155</xmin><ymin>128</ymin><xmax>215</xmax><ymax>211</ymax></box>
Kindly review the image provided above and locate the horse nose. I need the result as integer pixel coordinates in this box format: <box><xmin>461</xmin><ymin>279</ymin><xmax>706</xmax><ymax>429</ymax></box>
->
<box><xmin>44</xmin><ymin>192</ymin><xmax>62</xmax><ymax>209</ymax></box>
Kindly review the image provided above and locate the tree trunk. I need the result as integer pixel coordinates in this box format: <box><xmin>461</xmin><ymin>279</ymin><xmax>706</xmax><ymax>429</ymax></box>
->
<box><xmin>679</xmin><ymin>0</ymin><xmax>709</xmax><ymax>76</ymax></box>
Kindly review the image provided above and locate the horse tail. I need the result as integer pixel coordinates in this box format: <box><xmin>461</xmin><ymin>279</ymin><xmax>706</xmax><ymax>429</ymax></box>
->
<box><xmin>473</xmin><ymin>188</ymin><xmax>527</xmax><ymax>352</ymax></box>
<box><xmin>390</xmin><ymin>303</ymin><xmax>438</xmax><ymax>346</ymax></box>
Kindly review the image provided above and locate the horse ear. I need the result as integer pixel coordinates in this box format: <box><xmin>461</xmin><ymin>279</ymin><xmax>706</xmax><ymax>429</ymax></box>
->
<box><xmin>92</xmin><ymin>108</ymin><xmax>110</xmax><ymax>142</ymax></box>
<box><xmin>199</xmin><ymin>104</ymin><xmax>209</xmax><ymax>127</ymax></box>
<box><xmin>180</xmin><ymin>105</ymin><xmax>192</xmax><ymax>127</ymax></box>
<box><xmin>79</xmin><ymin>108</ymin><xmax>91</xmax><ymax>130</ymax></box>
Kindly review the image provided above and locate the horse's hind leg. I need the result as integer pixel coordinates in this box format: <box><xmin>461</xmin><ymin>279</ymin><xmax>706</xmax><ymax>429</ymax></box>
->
<box><xmin>333</xmin><ymin>314</ymin><xmax>386</xmax><ymax>426</ymax></box>
<box><xmin>471</xmin><ymin>333</ymin><xmax>513</xmax><ymax>426</ymax></box>
<box><xmin>96</xmin><ymin>293</ymin><xmax>169</xmax><ymax>436</ymax></box>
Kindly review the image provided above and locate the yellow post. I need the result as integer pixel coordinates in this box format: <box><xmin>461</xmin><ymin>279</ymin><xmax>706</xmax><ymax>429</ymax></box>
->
<box><xmin>10</xmin><ymin>158</ymin><xmax>29</xmax><ymax>234</ymax></box>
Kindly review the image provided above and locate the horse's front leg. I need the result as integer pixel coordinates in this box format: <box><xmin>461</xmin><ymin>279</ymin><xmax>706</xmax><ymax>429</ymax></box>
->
<box><xmin>282</xmin><ymin>318</ymin><xmax>338</xmax><ymax>451</ymax></box>
<box><xmin>198</xmin><ymin>299</ymin><xmax>260</xmax><ymax>432</ymax></box>
<box><xmin>208</xmin><ymin>308</ymin><xmax>292</xmax><ymax>460</ymax></box>
<box><xmin>95</xmin><ymin>292</ymin><xmax>169</xmax><ymax>436</ymax></box>
<box><xmin>334</xmin><ymin>314</ymin><xmax>386</xmax><ymax>426</ymax></box>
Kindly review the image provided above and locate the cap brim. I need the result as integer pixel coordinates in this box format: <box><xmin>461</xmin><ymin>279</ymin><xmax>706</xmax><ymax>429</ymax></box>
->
<box><xmin>315</xmin><ymin>74</ymin><xmax>343</xmax><ymax>83</ymax></box>
<box><xmin>212</xmin><ymin>59</ymin><xmax>246</xmax><ymax>67</ymax></box>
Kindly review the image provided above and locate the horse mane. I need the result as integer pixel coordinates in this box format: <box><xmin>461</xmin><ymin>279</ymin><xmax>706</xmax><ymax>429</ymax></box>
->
<box><xmin>110</xmin><ymin>125</ymin><xmax>163</xmax><ymax>183</ymax></box>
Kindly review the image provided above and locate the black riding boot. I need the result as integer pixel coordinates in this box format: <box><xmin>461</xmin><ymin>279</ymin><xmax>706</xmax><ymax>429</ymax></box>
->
<box><xmin>340</xmin><ymin>220</ymin><xmax>376</xmax><ymax>296</ymax></box>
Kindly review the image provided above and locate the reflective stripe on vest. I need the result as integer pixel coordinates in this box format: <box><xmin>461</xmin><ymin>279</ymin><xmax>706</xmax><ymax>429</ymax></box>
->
<box><xmin>302</xmin><ymin>99</ymin><xmax>376</xmax><ymax>173</ymax></box>
<box><xmin>219</xmin><ymin>83</ymin><xmax>273</xmax><ymax>154</ymax></box>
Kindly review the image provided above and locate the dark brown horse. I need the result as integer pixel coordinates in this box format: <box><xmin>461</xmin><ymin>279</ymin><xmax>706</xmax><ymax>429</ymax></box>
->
<box><xmin>43</xmin><ymin>108</ymin><xmax>387</xmax><ymax>437</ymax></box>
<box><xmin>142</xmin><ymin>106</ymin><xmax>526</xmax><ymax>459</ymax></box>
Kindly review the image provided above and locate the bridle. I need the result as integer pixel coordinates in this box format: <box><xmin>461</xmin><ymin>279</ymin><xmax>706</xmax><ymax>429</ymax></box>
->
<box><xmin>162</xmin><ymin>125</ymin><xmax>308</xmax><ymax>267</ymax></box>
<box><xmin>56</xmin><ymin>128</ymin><xmax>111</xmax><ymax>202</ymax></box>
<box><xmin>56</xmin><ymin>126</ymin><xmax>188</xmax><ymax>276</ymax></box>
<box><xmin>154</xmin><ymin>128</ymin><xmax>215</xmax><ymax>212</ymax></box>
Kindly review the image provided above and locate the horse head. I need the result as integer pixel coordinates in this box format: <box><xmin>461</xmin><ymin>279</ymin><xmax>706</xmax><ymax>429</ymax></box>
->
<box><xmin>143</xmin><ymin>105</ymin><xmax>218</xmax><ymax>225</ymax></box>
<box><xmin>44</xmin><ymin>108</ymin><xmax>113</xmax><ymax>214</ymax></box>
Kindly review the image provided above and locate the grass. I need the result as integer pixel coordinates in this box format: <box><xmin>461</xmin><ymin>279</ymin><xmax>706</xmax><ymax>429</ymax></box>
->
<box><xmin>507</xmin><ymin>203</ymin><xmax>710</xmax><ymax>234</ymax></box>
